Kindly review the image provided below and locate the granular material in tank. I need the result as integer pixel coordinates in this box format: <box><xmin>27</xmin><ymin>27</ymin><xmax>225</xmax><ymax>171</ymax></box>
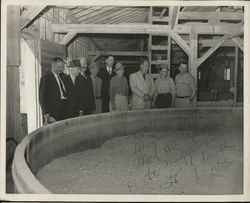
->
<box><xmin>36</xmin><ymin>127</ymin><xmax>243</xmax><ymax>194</ymax></box>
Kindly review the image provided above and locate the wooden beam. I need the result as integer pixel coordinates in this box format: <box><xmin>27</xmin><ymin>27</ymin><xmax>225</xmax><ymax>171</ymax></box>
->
<box><xmin>189</xmin><ymin>32</ymin><xmax>198</xmax><ymax>107</ymax></box>
<box><xmin>93</xmin><ymin>54</ymin><xmax>101</xmax><ymax>61</ymax></box>
<box><xmin>151</xmin><ymin>45</ymin><xmax>168</xmax><ymax>50</ymax></box>
<box><xmin>89</xmin><ymin>38</ymin><xmax>102</xmax><ymax>50</ymax></box>
<box><xmin>169</xmin><ymin>31</ymin><xmax>191</xmax><ymax>56</ymax></box>
<box><xmin>234</xmin><ymin>46</ymin><xmax>239</xmax><ymax>106</ymax></box>
<box><xmin>197</xmin><ymin>34</ymin><xmax>231</xmax><ymax>67</ymax></box>
<box><xmin>232</xmin><ymin>37</ymin><xmax>244</xmax><ymax>52</ymax></box>
<box><xmin>151</xmin><ymin>60</ymin><xmax>168</xmax><ymax>65</ymax></box>
<box><xmin>201</xmin><ymin>39</ymin><xmax>238</xmax><ymax>47</ymax></box>
<box><xmin>60</xmin><ymin>32</ymin><xmax>77</xmax><ymax>45</ymax></box>
<box><xmin>90</xmin><ymin>7</ymin><xmax>138</xmax><ymax>24</ymax></box>
<box><xmin>77</xmin><ymin>7</ymin><xmax>116</xmax><ymax>22</ymax></box>
<box><xmin>101</xmin><ymin>60</ymin><xmax>140</xmax><ymax>65</ymax></box>
<box><xmin>21</xmin><ymin>6</ymin><xmax>47</xmax><ymax>30</ymax></box>
<box><xmin>159</xmin><ymin>8</ymin><xmax>167</xmax><ymax>19</ymax></box>
<box><xmin>148</xmin><ymin>6</ymin><xmax>153</xmax><ymax>74</ymax></box>
<box><xmin>169</xmin><ymin>6</ymin><xmax>180</xmax><ymax>29</ymax></box>
<box><xmin>50</xmin><ymin>23</ymin><xmax>243</xmax><ymax>35</ymax></box>
<box><xmin>179</xmin><ymin>11</ymin><xmax>243</xmax><ymax>21</ymax></box>
<box><xmin>108</xmin><ymin>10</ymin><xmax>146</xmax><ymax>24</ymax></box>
<box><xmin>167</xmin><ymin>35</ymin><xmax>171</xmax><ymax>76</ymax></box>
<box><xmin>152</xmin><ymin>16</ymin><xmax>169</xmax><ymax>22</ymax></box>
<box><xmin>88</xmin><ymin>51</ymin><xmax>149</xmax><ymax>56</ymax></box>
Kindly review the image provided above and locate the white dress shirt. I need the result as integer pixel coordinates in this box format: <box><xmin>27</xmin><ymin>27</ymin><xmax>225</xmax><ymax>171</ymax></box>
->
<box><xmin>52</xmin><ymin>72</ymin><xmax>66</xmax><ymax>99</ymax></box>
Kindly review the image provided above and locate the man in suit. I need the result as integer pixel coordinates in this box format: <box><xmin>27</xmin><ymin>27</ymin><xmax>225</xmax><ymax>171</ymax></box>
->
<box><xmin>129</xmin><ymin>57</ymin><xmax>155</xmax><ymax>110</ymax></box>
<box><xmin>63</xmin><ymin>59</ymin><xmax>81</xmax><ymax>118</ymax></box>
<box><xmin>98</xmin><ymin>55</ymin><xmax>116</xmax><ymax>113</ymax></box>
<box><xmin>76</xmin><ymin>57</ymin><xmax>95</xmax><ymax>116</ymax></box>
<box><xmin>39</xmin><ymin>57</ymin><xmax>69</xmax><ymax>124</ymax></box>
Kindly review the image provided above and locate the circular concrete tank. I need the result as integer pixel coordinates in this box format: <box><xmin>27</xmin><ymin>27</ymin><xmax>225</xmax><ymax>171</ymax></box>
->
<box><xmin>12</xmin><ymin>107</ymin><xmax>243</xmax><ymax>193</ymax></box>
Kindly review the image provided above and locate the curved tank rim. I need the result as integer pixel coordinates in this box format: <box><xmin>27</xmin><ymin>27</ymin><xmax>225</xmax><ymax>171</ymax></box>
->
<box><xmin>12</xmin><ymin>107</ymin><xmax>243</xmax><ymax>194</ymax></box>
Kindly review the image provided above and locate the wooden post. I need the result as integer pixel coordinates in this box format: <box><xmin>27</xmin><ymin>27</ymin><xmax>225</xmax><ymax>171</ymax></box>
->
<box><xmin>148</xmin><ymin>7</ymin><xmax>153</xmax><ymax>74</ymax></box>
<box><xmin>234</xmin><ymin>46</ymin><xmax>239</xmax><ymax>106</ymax></box>
<box><xmin>189</xmin><ymin>32</ymin><xmax>198</xmax><ymax>107</ymax></box>
<box><xmin>168</xmin><ymin>35</ymin><xmax>171</xmax><ymax>76</ymax></box>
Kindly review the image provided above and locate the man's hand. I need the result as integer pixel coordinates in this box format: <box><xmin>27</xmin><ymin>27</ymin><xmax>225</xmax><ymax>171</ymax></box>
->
<box><xmin>111</xmin><ymin>103</ymin><xmax>116</xmax><ymax>111</ymax></box>
<box><xmin>44</xmin><ymin>114</ymin><xmax>56</xmax><ymax>125</ymax></box>
<box><xmin>143</xmin><ymin>94</ymin><xmax>151</xmax><ymax>102</ymax></box>
<box><xmin>48</xmin><ymin>116</ymin><xmax>56</xmax><ymax>123</ymax></box>
<box><xmin>171</xmin><ymin>102</ymin><xmax>175</xmax><ymax>108</ymax></box>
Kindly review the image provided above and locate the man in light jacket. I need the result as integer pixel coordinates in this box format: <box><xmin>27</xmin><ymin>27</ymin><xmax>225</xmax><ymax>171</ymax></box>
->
<box><xmin>129</xmin><ymin>57</ymin><xmax>155</xmax><ymax>110</ymax></box>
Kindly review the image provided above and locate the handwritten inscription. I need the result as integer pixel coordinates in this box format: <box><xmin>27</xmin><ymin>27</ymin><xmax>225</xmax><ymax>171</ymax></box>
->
<box><xmin>132</xmin><ymin>128</ymin><xmax>241</xmax><ymax>191</ymax></box>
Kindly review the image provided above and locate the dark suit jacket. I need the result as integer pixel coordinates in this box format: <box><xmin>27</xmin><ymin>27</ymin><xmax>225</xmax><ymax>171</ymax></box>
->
<box><xmin>39</xmin><ymin>72</ymin><xmax>63</xmax><ymax>120</ymax></box>
<box><xmin>98</xmin><ymin>67</ymin><xmax>116</xmax><ymax>102</ymax></box>
<box><xmin>76</xmin><ymin>74</ymin><xmax>95</xmax><ymax>115</ymax></box>
<box><xmin>63</xmin><ymin>75</ymin><xmax>79</xmax><ymax>118</ymax></box>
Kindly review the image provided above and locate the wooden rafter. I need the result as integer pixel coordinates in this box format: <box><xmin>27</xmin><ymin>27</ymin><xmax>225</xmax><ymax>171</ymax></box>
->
<box><xmin>169</xmin><ymin>31</ymin><xmax>191</xmax><ymax>56</ymax></box>
<box><xmin>60</xmin><ymin>32</ymin><xmax>77</xmax><ymax>45</ymax></box>
<box><xmin>232</xmin><ymin>37</ymin><xmax>244</xmax><ymax>52</ymax></box>
<box><xmin>73</xmin><ymin>6</ymin><xmax>104</xmax><ymax>18</ymax></box>
<box><xmin>169</xmin><ymin>6</ymin><xmax>180</xmax><ymax>29</ymax></box>
<box><xmin>120</xmin><ymin>15</ymin><xmax>147</xmax><ymax>24</ymax></box>
<box><xmin>88</xmin><ymin>51</ymin><xmax>149</xmax><ymax>56</ymax></box>
<box><xmin>159</xmin><ymin>8</ymin><xmax>167</xmax><ymax>19</ymax></box>
<box><xmin>197</xmin><ymin>34</ymin><xmax>230</xmax><ymax>67</ymax></box>
<box><xmin>89</xmin><ymin>7</ymin><xmax>132</xmax><ymax>24</ymax></box>
<box><xmin>106</xmin><ymin>10</ymin><xmax>146</xmax><ymax>24</ymax></box>
<box><xmin>179</xmin><ymin>11</ymin><xmax>243</xmax><ymax>21</ymax></box>
<box><xmin>152</xmin><ymin>16</ymin><xmax>169</xmax><ymax>22</ymax></box>
<box><xmin>21</xmin><ymin>6</ymin><xmax>47</xmax><ymax>30</ymax></box>
<box><xmin>50</xmin><ymin>23</ymin><xmax>242</xmax><ymax>35</ymax></box>
<box><xmin>77</xmin><ymin>7</ymin><xmax>115</xmax><ymax>22</ymax></box>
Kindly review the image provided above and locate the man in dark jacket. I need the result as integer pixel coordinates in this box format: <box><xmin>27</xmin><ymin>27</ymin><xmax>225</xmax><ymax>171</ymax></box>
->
<box><xmin>63</xmin><ymin>59</ymin><xmax>81</xmax><ymax>118</ymax></box>
<box><xmin>39</xmin><ymin>57</ymin><xmax>69</xmax><ymax>124</ymax></box>
<box><xmin>76</xmin><ymin>57</ymin><xmax>95</xmax><ymax>115</ymax></box>
<box><xmin>98</xmin><ymin>55</ymin><xmax>116</xmax><ymax>113</ymax></box>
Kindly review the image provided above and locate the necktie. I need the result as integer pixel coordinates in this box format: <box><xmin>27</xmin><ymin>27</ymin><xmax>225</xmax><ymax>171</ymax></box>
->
<box><xmin>58</xmin><ymin>76</ymin><xmax>67</xmax><ymax>97</ymax></box>
<box><xmin>108</xmin><ymin>68</ymin><xmax>111</xmax><ymax>75</ymax></box>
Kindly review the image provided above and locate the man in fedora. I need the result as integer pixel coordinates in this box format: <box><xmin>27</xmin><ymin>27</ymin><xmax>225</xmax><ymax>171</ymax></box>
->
<box><xmin>63</xmin><ymin>59</ymin><xmax>81</xmax><ymax>118</ymax></box>
<box><xmin>39</xmin><ymin>56</ymin><xmax>69</xmax><ymax>124</ymax></box>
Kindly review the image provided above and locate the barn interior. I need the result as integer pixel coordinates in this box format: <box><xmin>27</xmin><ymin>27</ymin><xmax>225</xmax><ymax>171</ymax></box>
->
<box><xmin>5</xmin><ymin>5</ymin><xmax>244</xmax><ymax>193</ymax></box>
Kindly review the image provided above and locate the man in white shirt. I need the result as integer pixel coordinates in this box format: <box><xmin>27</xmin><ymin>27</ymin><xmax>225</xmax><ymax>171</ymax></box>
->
<box><xmin>39</xmin><ymin>57</ymin><xmax>69</xmax><ymax>124</ymax></box>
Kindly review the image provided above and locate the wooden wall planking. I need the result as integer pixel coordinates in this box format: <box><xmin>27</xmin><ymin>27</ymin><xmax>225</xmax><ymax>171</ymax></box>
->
<box><xmin>7</xmin><ymin>6</ymin><xmax>20</xmax><ymax>66</ymax></box>
<box><xmin>6</xmin><ymin>67</ymin><xmax>24</xmax><ymax>142</ymax></box>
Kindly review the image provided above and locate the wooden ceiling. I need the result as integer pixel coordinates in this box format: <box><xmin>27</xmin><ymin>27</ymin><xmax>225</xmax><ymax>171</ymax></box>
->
<box><xmin>55</xmin><ymin>6</ymin><xmax>149</xmax><ymax>24</ymax></box>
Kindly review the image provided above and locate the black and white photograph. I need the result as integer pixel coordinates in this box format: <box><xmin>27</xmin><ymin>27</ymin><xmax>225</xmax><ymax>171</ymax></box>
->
<box><xmin>1</xmin><ymin>0</ymin><xmax>249</xmax><ymax>202</ymax></box>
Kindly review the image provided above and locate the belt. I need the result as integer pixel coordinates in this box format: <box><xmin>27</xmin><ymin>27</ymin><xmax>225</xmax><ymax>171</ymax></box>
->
<box><xmin>158</xmin><ymin>93</ymin><xmax>171</xmax><ymax>96</ymax></box>
<box><xmin>177</xmin><ymin>96</ymin><xmax>191</xmax><ymax>98</ymax></box>
<box><xmin>116</xmin><ymin>93</ymin><xmax>126</xmax><ymax>96</ymax></box>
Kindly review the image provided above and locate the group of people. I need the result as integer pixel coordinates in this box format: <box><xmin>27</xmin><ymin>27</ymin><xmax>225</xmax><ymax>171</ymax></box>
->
<box><xmin>39</xmin><ymin>55</ymin><xmax>196</xmax><ymax>125</ymax></box>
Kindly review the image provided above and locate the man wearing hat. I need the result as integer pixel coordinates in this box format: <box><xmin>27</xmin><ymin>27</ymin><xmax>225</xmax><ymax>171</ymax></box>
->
<box><xmin>39</xmin><ymin>57</ymin><xmax>69</xmax><ymax>124</ymax></box>
<box><xmin>76</xmin><ymin>57</ymin><xmax>95</xmax><ymax>115</ymax></box>
<box><xmin>63</xmin><ymin>59</ymin><xmax>81</xmax><ymax>118</ymax></box>
<box><xmin>109</xmin><ymin>63</ymin><xmax>129</xmax><ymax>112</ymax></box>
